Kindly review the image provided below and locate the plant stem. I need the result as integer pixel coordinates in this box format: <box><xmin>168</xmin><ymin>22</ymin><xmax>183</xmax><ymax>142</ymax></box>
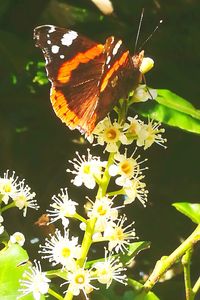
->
<box><xmin>48</xmin><ymin>288</ymin><xmax>64</xmax><ymax>300</ymax></box>
<box><xmin>192</xmin><ymin>276</ymin><xmax>200</xmax><ymax>299</ymax></box>
<box><xmin>97</xmin><ymin>152</ymin><xmax>115</xmax><ymax>198</ymax></box>
<box><xmin>143</xmin><ymin>223</ymin><xmax>200</xmax><ymax>292</ymax></box>
<box><xmin>1</xmin><ymin>202</ymin><xmax>15</xmax><ymax>212</ymax></box>
<box><xmin>182</xmin><ymin>248</ymin><xmax>193</xmax><ymax>300</ymax></box>
<box><xmin>77</xmin><ymin>218</ymin><xmax>97</xmax><ymax>267</ymax></box>
<box><xmin>64</xmin><ymin>289</ymin><xmax>74</xmax><ymax>300</ymax></box>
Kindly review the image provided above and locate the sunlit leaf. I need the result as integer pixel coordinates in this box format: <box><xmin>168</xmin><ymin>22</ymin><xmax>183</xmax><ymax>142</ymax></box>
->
<box><xmin>127</xmin><ymin>279</ymin><xmax>160</xmax><ymax>300</ymax></box>
<box><xmin>172</xmin><ymin>202</ymin><xmax>200</xmax><ymax>224</ymax></box>
<box><xmin>0</xmin><ymin>244</ymin><xmax>31</xmax><ymax>299</ymax></box>
<box><xmin>120</xmin><ymin>241</ymin><xmax>151</xmax><ymax>264</ymax></box>
<box><xmin>134</xmin><ymin>89</ymin><xmax>200</xmax><ymax>134</ymax></box>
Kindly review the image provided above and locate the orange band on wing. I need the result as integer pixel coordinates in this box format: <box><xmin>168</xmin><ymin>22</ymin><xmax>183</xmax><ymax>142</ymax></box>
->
<box><xmin>100</xmin><ymin>51</ymin><xmax>129</xmax><ymax>92</ymax></box>
<box><xmin>50</xmin><ymin>87</ymin><xmax>79</xmax><ymax>129</ymax></box>
<box><xmin>57</xmin><ymin>44</ymin><xmax>104</xmax><ymax>84</ymax></box>
<box><xmin>50</xmin><ymin>87</ymin><xmax>97</xmax><ymax>134</ymax></box>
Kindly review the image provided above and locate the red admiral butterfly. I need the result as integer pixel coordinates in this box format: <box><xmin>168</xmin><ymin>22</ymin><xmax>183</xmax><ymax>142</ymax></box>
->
<box><xmin>34</xmin><ymin>25</ymin><xmax>144</xmax><ymax>135</ymax></box>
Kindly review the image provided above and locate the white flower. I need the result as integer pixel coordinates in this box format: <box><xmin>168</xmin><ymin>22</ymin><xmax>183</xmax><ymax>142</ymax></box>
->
<box><xmin>125</xmin><ymin>117</ymin><xmax>167</xmax><ymax>149</ymax></box>
<box><xmin>18</xmin><ymin>260</ymin><xmax>50</xmax><ymax>300</ymax></box>
<box><xmin>63</xmin><ymin>266</ymin><xmax>97</xmax><ymax>299</ymax></box>
<box><xmin>67</xmin><ymin>149</ymin><xmax>106</xmax><ymax>189</ymax></box>
<box><xmin>39</xmin><ymin>229</ymin><xmax>80</xmax><ymax>270</ymax></box>
<box><xmin>93</xmin><ymin>249</ymin><xmax>127</xmax><ymax>288</ymax></box>
<box><xmin>90</xmin><ymin>116</ymin><xmax>128</xmax><ymax>152</ymax></box>
<box><xmin>136</xmin><ymin>119</ymin><xmax>167</xmax><ymax>150</ymax></box>
<box><xmin>104</xmin><ymin>215</ymin><xmax>137</xmax><ymax>253</ymax></box>
<box><xmin>0</xmin><ymin>170</ymin><xmax>18</xmax><ymax>204</ymax></box>
<box><xmin>0</xmin><ymin>215</ymin><xmax>4</xmax><ymax>235</ymax></box>
<box><xmin>47</xmin><ymin>188</ymin><xmax>78</xmax><ymax>227</ymax></box>
<box><xmin>87</xmin><ymin>196</ymin><xmax>120</xmax><ymax>233</ymax></box>
<box><xmin>10</xmin><ymin>232</ymin><xmax>25</xmax><ymax>246</ymax></box>
<box><xmin>123</xmin><ymin>116</ymin><xmax>144</xmax><ymax>145</ymax></box>
<box><xmin>132</xmin><ymin>85</ymin><xmax>157</xmax><ymax>102</ymax></box>
<box><xmin>13</xmin><ymin>181</ymin><xmax>38</xmax><ymax>217</ymax></box>
<box><xmin>109</xmin><ymin>149</ymin><xmax>147</xmax><ymax>186</ymax></box>
<box><xmin>123</xmin><ymin>177</ymin><xmax>148</xmax><ymax>206</ymax></box>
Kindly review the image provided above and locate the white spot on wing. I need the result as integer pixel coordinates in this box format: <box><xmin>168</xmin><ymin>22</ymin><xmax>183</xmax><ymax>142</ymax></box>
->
<box><xmin>60</xmin><ymin>54</ymin><xmax>65</xmax><ymax>59</ymax></box>
<box><xmin>47</xmin><ymin>40</ymin><xmax>51</xmax><ymax>45</ymax></box>
<box><xmin>106</xmin><ymin>55</ymin><xmax>111</xmax><ymax>64</ymax></box>
<box><xmin>48</xmin><ymin>26</ymin><xmax>56</xmax><ymax>33</ymax></box>
<box><xmin>51</xmin><ymin>45</ymin><xmax>60</xmax><ymax>54</ymax></box>
<box><xmin>112</xmin><ymin>40</ymin><xmax>122</xmax><ymax>55</ymax></box>
<box><xmin>61</xmin><ymin>31</ymin><xmax>78</xmax><ymax>46</ymax></box>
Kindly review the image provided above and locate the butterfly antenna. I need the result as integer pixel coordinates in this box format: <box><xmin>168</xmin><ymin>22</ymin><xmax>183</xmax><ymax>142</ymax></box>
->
<box><xmin>134</xmin><ymin>8</ymin><xmax>145</xmax><ymax>53</ymax></box>
<box><xmin>142</xmin><ymin>75</ymin><xmax>154</xmax><ymax>100</ymax></box>
<box><xmin>138</xmin><ymin>19</ymin><xmax>163</xmax><ymax>51</ymax></box>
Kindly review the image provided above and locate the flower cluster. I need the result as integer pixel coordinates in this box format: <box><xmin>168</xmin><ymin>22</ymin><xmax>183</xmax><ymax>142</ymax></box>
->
<box><xmin>89</xmin><ymin>115</ymin><xmax>166</xmax><ymax>152</ymax></box>
<box><xmin>17</xmin><ymin>76</ymin><xmax>166</xmax><ymax>300</ymax></box>
<box><xmin>0</xmin><ymin>170</ymin><xmax>39</xmax><ymax>219</ymax></box>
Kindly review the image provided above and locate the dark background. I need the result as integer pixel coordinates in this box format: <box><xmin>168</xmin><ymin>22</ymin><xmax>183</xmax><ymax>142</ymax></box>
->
<box><xmin>0</xmin><ymin>0</ymin><xmax>200</xmax><ymax>299</ymax></box>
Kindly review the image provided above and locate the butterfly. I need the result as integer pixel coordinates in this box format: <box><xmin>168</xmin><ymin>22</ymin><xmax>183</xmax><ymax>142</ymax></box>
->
<box><xmin>34</xmin><ymin>25</ymin><xmax>144</xmax><ymax>135</ymax></box>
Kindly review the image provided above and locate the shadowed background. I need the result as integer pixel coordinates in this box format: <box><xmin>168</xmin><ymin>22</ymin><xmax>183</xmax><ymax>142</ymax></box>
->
<box><xmin>0</xmin><ymin>0</ymin><xmax>200</xmax><ymax>299</ymax></box>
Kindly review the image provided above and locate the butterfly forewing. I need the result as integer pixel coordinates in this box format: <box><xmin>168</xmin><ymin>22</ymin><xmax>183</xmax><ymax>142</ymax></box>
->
<box><xmin>34</xmin><ymin>25</ymin><xmax>143</xmax><ymax>134</ymax></box>
<box><xmin>34</xmin><ymin>25</ymin><xmax>107</xmax><ymax>133</ymax></box>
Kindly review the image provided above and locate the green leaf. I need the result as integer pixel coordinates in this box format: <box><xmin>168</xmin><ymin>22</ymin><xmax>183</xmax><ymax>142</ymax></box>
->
<box><xmin>127</xmin><ymin>279</ymin><xmax>160</xmax><ymax>300</ymax></box>
<box><xmin>0</xmin><ymin>244</ymin><xmax>32</xmax><ymax>299</ymax></box>
<box><xmin>120</xmin><ymin>241</ymin><xmax>151</xmax><ymax>264</ymax></box>
<box><xmin>134</xmin><ymin>89</ymin><xmax>200</xmax><ymax>134</ymax></box>
<box><xmin>172</xmin><ymin>202</ymin><xmax>200</xmax><ymax>224</ymax></box>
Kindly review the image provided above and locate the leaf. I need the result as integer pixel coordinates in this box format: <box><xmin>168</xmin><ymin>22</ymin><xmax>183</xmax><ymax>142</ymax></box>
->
<box><xmin>0</xmin><ymin>243</ymin><xmax>32</xmax><ymax>299</ymax></box>
<box><xmin>172</xmin><ymin>202</ymin><xmax>200</xmax><ymax>224</ymax></box>
<box><xmin>126</xmin><ymin>279</ymin><xmax>160</xmax><ymax>300</ymax></box>
<box><xmin>94</xmin><ymin>284</ymin><xmax>122</xmax><ymax>300</ymax></box>
<box><xmin>120</xmin><ymin>241</ymin><xmax>151</xmax><ymax>264</ymax></box>
<box><xmin>134</xmin><ymin>89</ymin><xmax>200</xmax><ymax>134</ymax></box>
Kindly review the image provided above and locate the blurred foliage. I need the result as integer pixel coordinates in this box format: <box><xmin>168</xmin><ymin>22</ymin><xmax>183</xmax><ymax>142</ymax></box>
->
<box><xmin>0</xmin><ymin>1</ymin><xmax>200</xmax><ymax>300</ymax></box>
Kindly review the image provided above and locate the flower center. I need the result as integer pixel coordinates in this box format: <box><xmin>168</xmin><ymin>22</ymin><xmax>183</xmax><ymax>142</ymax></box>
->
<box><xmin>97</xmin><ymin>205</ymin><xmax>107</xmax><ymax>216</ymax></box>
<box><xmin>14</xmin><ymin>194</ymin><xmax>27</xmax><ymax>208</ymax></box>
<box><xmin>2</xmin><ymin>182</ymin><xmax>12</xmax><ymax>193</ymax></box>
<box><xmin>75</xmin><ymin>274</ymin><xmax>85</xmax><ymax>284</ymax></box>
<box><xmin>129</xmin><ymin>123</ymin><xmax>137</xmax><ymax>135</ymax></box>
<box><xmin>105</xmin><ymin>127</ymin><xmax>119</xmax><ymax>142</ymax></box>
<box><xmin>119</xmin><ymin>159</ymin><xmax>136</xmax><ymax>177</ymax></box>
<box><xmin>115</xmin><ymin>227</ymin><xmax>124</xmax><ymax>240</ymax></box>
<box><xmin>83</xmin><ymin>164</ymin><xmax>91</xmax><ymax>174</ymax></box>
<box><xmin>61</xmin><ymin>247</ymin><xmax>71</xmax><ymax>258</ymax></box>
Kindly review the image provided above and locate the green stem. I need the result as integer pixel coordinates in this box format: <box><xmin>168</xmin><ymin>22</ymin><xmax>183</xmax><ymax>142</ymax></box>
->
<box><xmin>1</xmin><ymin>202</ymin><xmax>15</xmax><ymax>212</ymax></box>
<box><xmin>64</xmin><ymin>289</ymin><xmax>73</xmax><ymax>300</ymax></box>
<box><xmin>77</xmin><ymin>218</ymin><xmax>97</xmax><ymax>267</ymax></box>
<box><xmin>97</xmin><ymin>152</ymin><xmax>115</xmax><ymax>198</ymax></box>
<box><xmin>107</xmin><ymin>189</ymin><xmax>124</xmax><ymax>197</ymax></box>
<box><xmin>182</xmin><ymin>248</ymin><xmax>193</xmax><ymax>300</ymax></box>
<box><xmin>72</xmin><ymin>213</ymin><xmax>86</xmax><ymax>223</ymax></box>
<box><xmin>48</xmin><ymin>288</ymin><xmax>64</xmax><ymax>300</ymax></box>
<box><xmin>192</xmin><ymin>276</ymin><xmax>200</xmax><ymax>299</ymax></box>
<box><xmin>143</xmin><ymin>223</ymin><xmax>200</xmax><ymax>292</ymax></box>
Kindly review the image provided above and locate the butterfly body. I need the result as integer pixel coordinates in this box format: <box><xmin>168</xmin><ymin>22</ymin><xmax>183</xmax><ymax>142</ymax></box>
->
<box><xmin>34</xmin><ymin>25</ymin><xmax>143</xmax><ymax>134</ymax></box>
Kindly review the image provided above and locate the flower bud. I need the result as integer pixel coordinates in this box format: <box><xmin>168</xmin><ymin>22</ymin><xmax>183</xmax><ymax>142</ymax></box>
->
<box><xmin>140</xmin><ymin>57</ymin><xmax>154</xmax><ymax>74</ymax></box>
